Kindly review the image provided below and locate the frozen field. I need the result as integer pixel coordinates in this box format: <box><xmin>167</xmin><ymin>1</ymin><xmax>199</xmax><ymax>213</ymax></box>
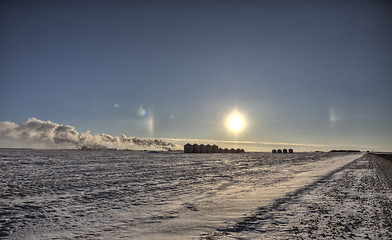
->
<box><xmin>210</xmin><ymin>154</ymin><xmax>392</xmax><ymax>239</ymax></box>
<box><xmin>0</xmin><ymin>150</ymin><xmax>362</xmax><ymax>239</ymax></box>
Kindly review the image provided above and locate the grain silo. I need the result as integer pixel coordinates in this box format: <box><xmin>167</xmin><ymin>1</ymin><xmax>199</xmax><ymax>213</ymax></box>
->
<box><xmin>193</xmin><ymin>144</ymin><xmax>200</xmax><ymax>153</ymax></box>
<box><xmin>184</xmin><ymin>143</ymin><xmax>193</xmax><ymax>153</ymax></box>
<box><xmin>212</xmin><ymin>144</ymin><xmax>219</xmax><ymax>153</ymax></box>
<box><xmin>206</xmin><ymin>144</ymin><xmax>212</xmax><ymax>153</ymax></box>
<box><xmin>199</xmin><ymin>144</ymin><xmax>206</xmax><ymax>153</ymax></box>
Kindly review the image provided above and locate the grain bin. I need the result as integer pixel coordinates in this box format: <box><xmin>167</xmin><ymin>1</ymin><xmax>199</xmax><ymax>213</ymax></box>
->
<box><xmin>193</xmin><ymin>144</ymin><xmax>200</xmax><ymax>153</ymax></box>
<box><xmin>206</xmin><ymin>144</ymin><xmax>212</xmax><ymax>153</ymax></box>
<box><xmin>184</xmin><ymin>143</ymin><xmax>193</xmax><ymax>153</ymax></box>
<box><xmin>199</xmin><ymin>144</ymin><xmax>206</xmax><ymax>153</ymax></box>
<box><xmin>212</xmin><ymin>144</ymin><xmax>219</xmax><ymax>153</ymax></box>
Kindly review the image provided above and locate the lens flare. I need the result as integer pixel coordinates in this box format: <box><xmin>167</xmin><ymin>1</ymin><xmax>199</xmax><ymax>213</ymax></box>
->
<box><xmin>137</xmin><ymin>105</ymin><xmax>146</xmax><ymax>116</ymax></box>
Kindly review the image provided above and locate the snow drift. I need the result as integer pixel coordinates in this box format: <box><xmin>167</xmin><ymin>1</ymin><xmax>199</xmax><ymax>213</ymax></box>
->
<box><xmin>0</xmin><ymin>118</ymin><xmax>176</xmax><ymax>150</ymax></box>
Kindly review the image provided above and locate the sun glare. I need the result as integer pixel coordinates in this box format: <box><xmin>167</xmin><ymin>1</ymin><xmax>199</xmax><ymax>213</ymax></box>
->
<box><xmin>226</xmin><ymin>112</ymin><xmax>245</xmax><ymax>133</ymax></box>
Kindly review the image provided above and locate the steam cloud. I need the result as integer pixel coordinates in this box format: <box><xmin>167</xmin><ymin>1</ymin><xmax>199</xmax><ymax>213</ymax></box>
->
<box><xmin>0</xmin><ymin>118</ymin><xmax>177</xmax><ymax>150</ymax></box>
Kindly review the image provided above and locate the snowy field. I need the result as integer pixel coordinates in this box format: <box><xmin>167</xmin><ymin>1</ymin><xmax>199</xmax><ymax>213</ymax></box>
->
<box><xmin>209</xmin><ymin>154</ymin><xmax>392</xmax><ymax>239</ymax></box>
<box><xmin>0</xmin><ymin>150</ymin><xmax>363</xmax><ymax>239</ymax></box>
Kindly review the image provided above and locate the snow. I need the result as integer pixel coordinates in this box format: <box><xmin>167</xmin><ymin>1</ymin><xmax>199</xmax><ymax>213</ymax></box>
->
<box><xmin>0</xmin><ymin>150</ymin><xmax>365</xmax><ymax>239</ymax></box>
<box><xmin>209</xmin><ymin>154</ymin><xmax>392</xmax><ymax>239</ymax></box>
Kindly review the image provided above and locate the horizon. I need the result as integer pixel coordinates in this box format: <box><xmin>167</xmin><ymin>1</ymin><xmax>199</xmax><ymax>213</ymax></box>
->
<box><xmin>0</xmin><ymin>117</ymin><xmax>385</xmax><ymax>153</ymax></box>
<box><xmin>1</xmin><ymin>1</ymin><xmax>391</xmax><ymax>152</ymax></box>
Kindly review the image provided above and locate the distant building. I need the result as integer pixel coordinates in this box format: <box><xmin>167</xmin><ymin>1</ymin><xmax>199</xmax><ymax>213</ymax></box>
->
<box><xmin>184</xmin><ymin>143</ymin><xmax>193</xmax><ymax>153</ymax></box>
<box><xmin>206</xmin><ymin>144</ymin><xmax>212</xmax><ymax>153</ymax></box>
<box><xmin>272</xmin><ymin>148</ymin><xmax>293</xmax><ymax>153</ymax></box>
<box><xmin>212</xmin><ymin>144</ymin><xmax>219</xmax><ymax>153</ymax></box>
<box><xmin>235</xmin><ymin>148</ymin><xmax>244</xmax><ymax>153</ymax></box>
<box><xmin>183</xmin><ymin>144</ymin><xmax>245</xmax><ymax>153</ymax></box>
<box><xmin>199</xmin><ymin>144</ymin><xmax>206</xmax><ymax>153</ymax></box>
<box><xmin>193</xmin><ymin>144</ymin><xmax>200</xmax><ymax>153</ymax></box>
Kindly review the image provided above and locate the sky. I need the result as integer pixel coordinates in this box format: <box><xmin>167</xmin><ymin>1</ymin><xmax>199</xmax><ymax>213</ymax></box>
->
<box><xmin>1</xmin><ymin>0</ymin><xmax>391</xmax><ymax>151</ymax></box>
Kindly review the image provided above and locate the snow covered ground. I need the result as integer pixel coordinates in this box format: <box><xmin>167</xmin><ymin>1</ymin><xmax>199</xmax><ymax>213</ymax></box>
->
<box><xmin>0</xmin><ymin>150</ymin><xmax>366</xmax><ymax>239</ymax></box>
<box><xmin>207</xmin><ymin>154</ymin><xmax>392</xmax><ymax>240</ymax></box>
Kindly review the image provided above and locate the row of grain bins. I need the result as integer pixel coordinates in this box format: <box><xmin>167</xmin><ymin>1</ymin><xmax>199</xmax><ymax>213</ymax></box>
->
<box><xmin>184</xmin><ymin>143</ymin><xmax>245</xmax><ymax>153</ymax></box>
<box><xmin>272</xmin><ymin>149</ymin><xmax>294</xmax><ymax>153</ymax></box>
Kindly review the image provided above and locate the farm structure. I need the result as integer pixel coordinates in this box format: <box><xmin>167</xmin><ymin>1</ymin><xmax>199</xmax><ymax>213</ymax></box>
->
<box><xmin>184</xmin><ymin>143</ymin><xmax>245</xmax><ymax>153</ymax></box>
<box><xmin>272</xmin><ymin>148</ymin><xmax>294</xmax><ymax>153</ymax></box>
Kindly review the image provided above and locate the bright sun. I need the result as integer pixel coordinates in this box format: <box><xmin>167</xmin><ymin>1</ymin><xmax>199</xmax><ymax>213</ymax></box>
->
<box><xmin>226</xmin><ymin>112</ymin><xmax>246</xmax><ymax>133</ymax></box>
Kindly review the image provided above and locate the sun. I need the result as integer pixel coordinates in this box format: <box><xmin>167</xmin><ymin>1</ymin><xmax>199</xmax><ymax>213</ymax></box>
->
<box><xmin>226</xmin><ymin>112</ymin><xmax>246</xmax><ymax>133</ymax></box>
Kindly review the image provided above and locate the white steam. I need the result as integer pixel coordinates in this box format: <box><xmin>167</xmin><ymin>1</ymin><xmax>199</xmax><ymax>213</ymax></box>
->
<box><xmin>0</xmin><ymin>118</ymin><xmax>176</xmax><ymax>150</ymax></box>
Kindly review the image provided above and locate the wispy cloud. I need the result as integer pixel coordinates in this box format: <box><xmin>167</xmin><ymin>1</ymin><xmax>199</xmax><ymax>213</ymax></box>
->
<box><xmin>0</xmin><ymin>118</ymin><xmax>176</xmax><ymax>150</ymax></box>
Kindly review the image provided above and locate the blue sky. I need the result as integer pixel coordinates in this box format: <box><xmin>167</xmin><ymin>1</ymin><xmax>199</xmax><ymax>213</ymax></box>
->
<box><xmin>1</xmin><ymin>0</ymin><xmax>391</xmax><ymax>151</ymax></box>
